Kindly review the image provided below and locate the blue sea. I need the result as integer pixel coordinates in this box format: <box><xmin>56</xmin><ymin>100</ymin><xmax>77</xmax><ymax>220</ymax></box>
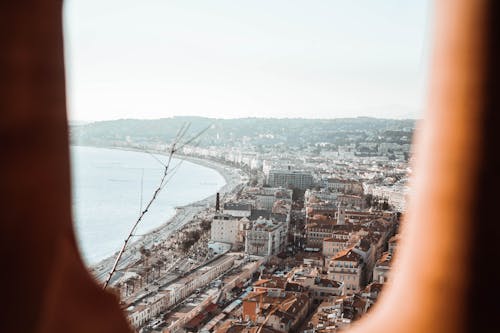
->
<box><xmin>70</xmin><ymin>146</ymin><xmax>226</xmax><ymax>265</ymax></box>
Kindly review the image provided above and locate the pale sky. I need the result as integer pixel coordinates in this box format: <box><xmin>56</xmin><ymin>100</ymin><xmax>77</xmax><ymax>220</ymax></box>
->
<box><xmin>63</xmin><ymin>0</ymin><xmax>432</xmax><ymax>121</ymax></box>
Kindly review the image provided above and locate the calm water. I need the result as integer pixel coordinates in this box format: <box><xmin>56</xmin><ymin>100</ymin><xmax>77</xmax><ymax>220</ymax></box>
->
<box><xmin>70</xmin><ymin>146</ymin><xmax>225</xmax><ymax>264</ymax></box>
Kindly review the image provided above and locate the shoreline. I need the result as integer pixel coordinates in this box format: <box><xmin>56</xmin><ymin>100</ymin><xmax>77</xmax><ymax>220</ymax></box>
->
<box><xmin>72</xmin><ymin>145</ymin><xmax>246</xmax><ymax>280</ymax></box>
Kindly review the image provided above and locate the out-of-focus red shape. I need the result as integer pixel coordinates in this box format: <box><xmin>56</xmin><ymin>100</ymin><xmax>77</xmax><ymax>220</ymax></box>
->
<box><xmin>0</xmin><ymin>1</ymin><xmax>498</xmax><ymax>333</ymax></box>
<box><xmin>0</xmin><ymin>1</ymin><xmax>132</xmax><ymax>332</ymax></box>
<box><xmin>349</xmin><ymin>1</ymin><xmax>500</xmax><ymax>332</ymax></box>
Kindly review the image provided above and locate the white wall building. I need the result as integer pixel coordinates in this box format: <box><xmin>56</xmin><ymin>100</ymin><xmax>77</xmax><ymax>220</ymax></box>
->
<box><xmin>210</xmin><ymin>214</ymin><xmax>240</xmax><ymax>245</ymax></box>
<box><xmin>327</xmin><ymin>249</ymin><xmax>364</xmax><ymax>294</ymax></box>
<box><xmin>223</xmin><ymin>202</ymin><xmax>252</xmax><ymax>218</ymax></box>
<box><xmin>267</xmin><ymin>169</ymin><xmax>314</xmax><ymax>189</ymax></box>
<box><xmin>245</xmin><ymin>217</ymin><xmax>287</xmax><ymax>256</ymax></box>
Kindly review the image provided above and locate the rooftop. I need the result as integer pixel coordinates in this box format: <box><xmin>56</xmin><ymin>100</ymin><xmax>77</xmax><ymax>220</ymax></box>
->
<box><xmin>332</xmin><ymin>248</ymin><xmax>362</xmax><ymax>262</ymax></box>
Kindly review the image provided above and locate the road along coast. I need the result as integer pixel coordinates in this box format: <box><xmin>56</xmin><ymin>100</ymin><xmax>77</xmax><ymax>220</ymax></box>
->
<box><xmin>86</xmin><ymin>148</ymin><xmax>247</xmax><ymax>284</ymax></box>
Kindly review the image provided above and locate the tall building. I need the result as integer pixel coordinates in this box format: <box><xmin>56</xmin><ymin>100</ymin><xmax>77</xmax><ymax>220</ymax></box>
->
<box><xmin>327</xmin><ymin>248</ymin><xmax>365</xmax><ymax>294</ymax></box>
<box><xmin>267</xmin><ymin>169</ymin><xmax>314</xmax><ymax>189</ymax></box>
<box><xmin>337</xmin><ymin>202</ymin><xmax>346</xmax><ymax>225</ymax></box>
<box><xmin>209</xmin><ymin>214</ymin><xmax>249</xmax><ymax>253</ymax></box>
<box><xmin>245</xmin><ymin>217</ymin><xmax>287</xmax><ymax>256</ymax></box>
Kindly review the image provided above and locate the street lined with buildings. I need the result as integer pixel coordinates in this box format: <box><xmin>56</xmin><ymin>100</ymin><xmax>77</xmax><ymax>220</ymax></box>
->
<box><xmin>77</xmin><ymin>119</ymin><xmax>412</xmax><ymax>332</ymax></box>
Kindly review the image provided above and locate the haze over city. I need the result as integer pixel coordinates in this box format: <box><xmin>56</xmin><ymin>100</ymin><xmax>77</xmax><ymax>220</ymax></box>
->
<box><xmin>64</xmin><ymin>3</ymin><xmax>428</xmax><ymax>331</ymax></box>
<box><xmin>63</xmin><ymin>0</ymin><xmax>432</xmax><ymax>122</ymax></box>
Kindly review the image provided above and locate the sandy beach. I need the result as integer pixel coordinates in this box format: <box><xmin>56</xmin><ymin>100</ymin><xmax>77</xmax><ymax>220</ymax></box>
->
<box><xmin>88</xmin><ymin>150</ymin><xmax>246</xmax><ymax>283</ymax></box>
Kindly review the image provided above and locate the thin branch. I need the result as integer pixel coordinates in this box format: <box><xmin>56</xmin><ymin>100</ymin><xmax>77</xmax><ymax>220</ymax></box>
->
<box><xmin>130</xmin><ymin>160</ymin><xmax>185</xmax><ymax>238</ymax></box>
<box><xmin>175</xmin><ymin>123</ymin><xmax>213</xmax><ymax>152</ymax></box>
<box><xmin>103</xmin><ymin>126</ymin><xmax>188</xmax><ymax>288</ymax></box>
<box><xmin>145</xmin><ymin>151</ymin><xmax>166</xmax><ymax>167</ymax></box>
<box><xmin>130</xmin><ymin>152</ymin><xmax>203</xmax><ymax>238</ymax></box>
<box><xmin>160</xmin><ymin>158</ymin><xmax>185</xmax><ymax>190</ymax></box>
<box><xmin>139</xmin><ymin>168</ymin><xmax>144</xmax><ymax>216</ymax></box>
<box><xmin>102</xmin><ymin>123</ymin><xmax>209</xmax><ymax>289</ymax></box>
<box><xmin>177</xmin><ymin>122</ymin><xmax>191</xmax><ymax>143</ymax></box>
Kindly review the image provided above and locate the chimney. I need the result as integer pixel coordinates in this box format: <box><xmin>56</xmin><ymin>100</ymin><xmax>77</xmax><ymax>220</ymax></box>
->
<box><xmin>216</xmin><ymin>192</ymin><xmax>220</xmax><ymax>212</ymax></box>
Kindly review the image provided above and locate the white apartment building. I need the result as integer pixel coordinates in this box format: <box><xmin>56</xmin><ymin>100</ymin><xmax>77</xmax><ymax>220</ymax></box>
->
<box><xmin>289</xmin><ymin>267</ymin><xmax>345</xmax><ymax>302</ymax></box>
<box><xmin>245</xmin><ymin>217</ymin><xmax>287</xmax><ymax>256</ymax></box>
<box><xmin>127</xmin><ymin>291</ymin><xmax>171</xmax><ymax>328</ymax></box>
<box><xmin>210</xmin><ymin>214</ymin><xmax>249</xmax><ymax>251</ymax></box>
<box><xmin>223</xmin><ymin>202</ymin><xmax>252</xmax><ymax>217</ymax></box>
<box><xmin>255</xmin><ymin>187</ymin><xmax>292</xmax><ymax>210</ymax></box>
<box><xmin>322</xmin><ymin>232</ymin><xmax>359</xmax><ymax>258</ymax></box>
<box><xmin>327</xmin><ymin>248</ymin><xmax>364</xmax><ymax>294</ymax></box>
<box><xmin>164</xmin><ymin>255</ymin><xmax>235</xmax><ymax>304</ymax></box>
<box><xmin>210</xmin><ymin>214</ymin><xmax>240</xmax><ymax>245</ymax></box>
<box><xmin>373</xmin><ymin>252</ymin><xmax>392</xmax><ymax>283</ymax></box>
<box><xmin>267</xmin><ymin>169</ymin><xmax>314</xmax><ymax>189</ymax></box>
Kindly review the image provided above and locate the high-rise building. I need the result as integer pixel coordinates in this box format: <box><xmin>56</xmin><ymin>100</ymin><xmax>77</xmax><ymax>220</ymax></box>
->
<box><xmin>267</xmin><ymin>169</ymin><xmax>313</xmax><ymax>189</ymax></box>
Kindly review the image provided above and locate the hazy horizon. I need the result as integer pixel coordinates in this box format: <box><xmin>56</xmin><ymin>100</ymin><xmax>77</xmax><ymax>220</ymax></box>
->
<box><xmin>64</xmin><ymin>0</ymin><xmax>432</xmax><ymax>122</ymax></box>
<box><xmin>69</xmin><ymin>114</ymin><xmax>421</xmax><ymax>125</ymax></box>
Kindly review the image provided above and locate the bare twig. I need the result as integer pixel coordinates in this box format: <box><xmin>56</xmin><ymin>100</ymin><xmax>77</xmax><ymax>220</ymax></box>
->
<box><xmin>139</xmin><ymin>168</ymin><xmax>144</xmax><ymax>215</ymax></box>
<box><xmin>102</xmin><ymin>123</ymin><xmax>210</xmax><ymax>289</ymax></box>
<box><xmin>175</xmin><ymin>124</ymin><xmax>212</xmax><ymax>151</ymax></box>
<box><xmin>103</xmin><ymin>149</ymin><xmax>177</xmax><ymax>288</ymax></box>
<box><xmin>145</xmin><ymin>151</ymin><xmax>166</xmax><ymax>167</ymax></box>
<box><xmin>128</xmin><ymin>138</ymin><xmax>208</xmax><ymax>238</ymax></box>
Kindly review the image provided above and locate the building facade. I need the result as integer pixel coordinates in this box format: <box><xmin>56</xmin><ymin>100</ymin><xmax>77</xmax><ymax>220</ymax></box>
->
<box><xmin>245</xmin><ymin>218</ymin><xmax>287</xmax><ymax>256</ymax></box>
<box><xmin>327</xmin><ymin>249</ymin><xmax>364</xmax><ymax>294</ymax></box>
<box><xmin>267</xmin><ymin>169</ymin><xmax>314</xmax><ymax>189</ymax></box>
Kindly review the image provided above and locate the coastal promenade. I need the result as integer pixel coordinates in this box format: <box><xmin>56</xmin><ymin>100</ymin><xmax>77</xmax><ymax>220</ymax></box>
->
<box><xmin>87</xmin><ymin>149</ymin><xmax>247</xmax><ymax>284</ymax></box>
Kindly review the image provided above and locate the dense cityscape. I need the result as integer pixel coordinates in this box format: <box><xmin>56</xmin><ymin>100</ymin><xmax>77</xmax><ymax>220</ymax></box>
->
<box><xmin>71</xmin><ymin>117</ymin><xmax>414</xmax><ymax>333</ymax></box>
<box><xmin>8</xmin><ymin>1</ymin><xmax>496</xmax><ymax>333</ymax></box>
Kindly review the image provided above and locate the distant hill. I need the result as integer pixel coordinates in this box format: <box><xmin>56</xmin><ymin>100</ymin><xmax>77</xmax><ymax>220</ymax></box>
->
<box><xmin>70</xmin><ymin>116</ymin><xmax>417</xmax><ymax>148</ymax></box>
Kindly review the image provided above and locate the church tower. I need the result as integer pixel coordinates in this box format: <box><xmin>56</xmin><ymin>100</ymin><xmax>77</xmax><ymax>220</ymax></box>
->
<box><xmin>337</xmin><ymin>201</ymin><xmax>346</xmax><ymax>225</ymax></box>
